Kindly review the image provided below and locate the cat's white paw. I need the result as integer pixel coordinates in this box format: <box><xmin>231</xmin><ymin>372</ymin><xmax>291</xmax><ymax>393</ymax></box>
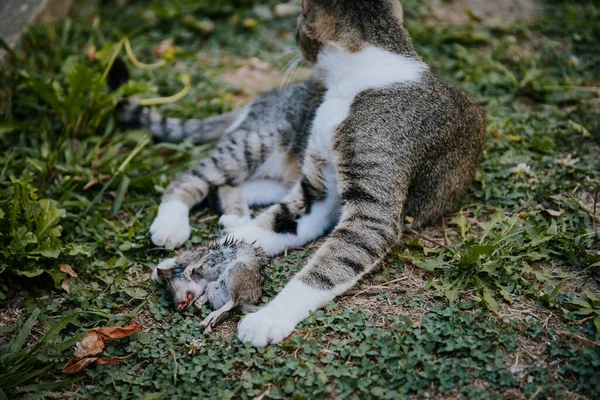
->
<box><xmin>237</xmin><ymin>305</ymin><xmax>297</xmax><ymax>347</ymax></box>
<box><xmin>218</xmin><ymin>214</ymin><xmax>252</xmax><ymax>232</ymax></box>
<box><xmin>225</xmin><ymin>224</ymin><xmax>286</xmax><ymax>256</ymax></box>
<box><xmin>150</xmin><ymin>200</ymin><xmax>190</xmax><ymax>249</ymax></box>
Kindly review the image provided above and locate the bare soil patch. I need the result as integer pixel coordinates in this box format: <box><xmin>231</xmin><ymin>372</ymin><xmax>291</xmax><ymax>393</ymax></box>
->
<box><xmin>219</xmin><ymin>57</ymin><xmax>312</xmax><ymax>95</ymax></box>
<box><xmin>430</xmin><ymin>0</ymin><xmax>538</xmax><ymax>25</ymax></box>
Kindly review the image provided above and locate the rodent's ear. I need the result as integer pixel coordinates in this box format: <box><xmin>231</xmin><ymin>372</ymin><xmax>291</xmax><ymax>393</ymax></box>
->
<box><xmin>153</xmin><ymin>267</ymin><xmax>172</xmax><ymax>283</ymax></box>
<box><xmin>153</xmin><ymin>258</ymin><xmax>177</xmax><ymax>283</ymax></box>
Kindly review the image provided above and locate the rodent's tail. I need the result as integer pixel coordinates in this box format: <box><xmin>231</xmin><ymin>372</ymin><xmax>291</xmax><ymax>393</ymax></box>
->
<box><xmin>107</xmin><ymin>58</ymin><xmax>242</xmax><ymax>145</ymax></box>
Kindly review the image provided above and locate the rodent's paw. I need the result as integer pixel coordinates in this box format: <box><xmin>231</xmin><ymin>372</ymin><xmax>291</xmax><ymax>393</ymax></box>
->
<box><xmin>218</xmin><ymin>214</ymin><xmax>252</xmax><ymax>232</ymax></box>
<box><xmin>237</xmin><ymin>306</ymin><xmax>297</xmax><ymax>347</ymax></box>
<box><xmin>149</xmin><ymin>200</ymin><xmax>190</xmax><ymax>249</ymax></box>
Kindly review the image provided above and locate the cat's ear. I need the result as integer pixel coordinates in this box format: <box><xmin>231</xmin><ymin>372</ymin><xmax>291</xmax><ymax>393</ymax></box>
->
<box><xmin>393</xmin><ymin>1</ymin><xmax>404</xmax><ymax>23</ymax></box>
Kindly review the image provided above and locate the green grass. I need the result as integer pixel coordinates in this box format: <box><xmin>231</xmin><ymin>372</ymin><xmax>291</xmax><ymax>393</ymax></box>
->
<box><xmin>0</xmin><ymin>0</ymin><xmax>599</xmax><ymax>398</ymax></box>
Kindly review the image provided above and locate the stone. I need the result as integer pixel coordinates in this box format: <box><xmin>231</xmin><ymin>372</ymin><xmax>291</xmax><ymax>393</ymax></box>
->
<box><xmin>0</xmin><ymin>0</ymin><xmax>73</xmax><ymax>58</ymax></box>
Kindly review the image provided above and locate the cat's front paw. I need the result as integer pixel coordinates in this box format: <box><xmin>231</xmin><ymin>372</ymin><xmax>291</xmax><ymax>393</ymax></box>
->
<box><xmin>237</xmin><ymin>306</ymin><xmax>297</xmax><ymax>347</ymax></box>
<box><xmin>150</xmin><ymin>200</ymin><xmax>190</xmax><ymax>249</ymax></box>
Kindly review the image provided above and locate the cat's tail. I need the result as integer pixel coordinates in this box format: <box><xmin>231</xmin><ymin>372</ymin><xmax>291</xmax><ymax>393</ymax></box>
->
<box><xmin>107</xmin><ymin>58</ymin><xmax>243</xmax><ymax>145</ymax></box>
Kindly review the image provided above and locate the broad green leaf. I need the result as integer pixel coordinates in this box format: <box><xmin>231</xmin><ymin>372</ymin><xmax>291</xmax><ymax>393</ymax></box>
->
<box><xmin>482</xmin><ymin>287</ymin><xmax>499</xmax><ymax>313</ymax></box>
<box><xmin>36</xmin><ymin>199</ymin><xmax>66</xmax><ymax>239</ymax></box>
<box><xmin>414</xmin><ymin>255</ymin><xmax>446</xmax><ymax>271</ymax></box>
<box><xmin>35</xmin><ymin>238</ymin><xmax>62</xmax><ymax>259</ymax></box>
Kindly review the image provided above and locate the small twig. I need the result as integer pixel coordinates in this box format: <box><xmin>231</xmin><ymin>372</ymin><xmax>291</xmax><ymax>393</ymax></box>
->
<box><xmin>441</xmin><ymin>218</ymin><xmax>450</xmax><ymax>247</ymax></box>
<box><xmin>528</xmin><ymin>386</ymin><xmax>542</xmax><ymax>400</ymax></box>
<box><xmin>342</xmin><ymin>288</ymin><xmax>407</xmax><ymax>297</ymax></box>
<box><xmin>168</xmin><ymin>347</ymin><xmax>178</xmax><ymax>384</ymax></box>
<box><xmin>404</xmin><ymin>227</ymin><xmax>454</xmax><ymax>252</ymax></box>
<box><xmin>253</xmin><ymin>387</ymin><xmax>271</xmax><ymax>400</ymax></box>
<box><xmin>593</xmin><ymin>184</ymin><xmax>599</xmax><ymax>230</ymax></box>
<box><xmin>343</xmin><ymin>277</ymin><xmax>408</xmax><ymax>298</ymax></box>
<box><xmin>196</xmin><ymin>215</ymin><xmax>218</xmax><ymax>224</ymax></box>
<box><xmin>557</xmin><ymin>330</ymin><xmax>600</xmax><ymax>348</ymax></box>
<box><xmin>566</xmin><ymin>192</ymin><xmax>598</xmax><ymax>221</ymax></box>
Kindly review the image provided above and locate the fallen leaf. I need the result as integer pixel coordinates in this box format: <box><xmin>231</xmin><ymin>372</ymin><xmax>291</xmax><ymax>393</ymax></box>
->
<box><xmin>96</xmin><ymin>353</ymin><xmax>137</xmax><ymax>365</ymax></box>
<box><xmin>61</xmin><ymin>279</ymin><xmax>70</xmax><ymax>294</ymax></box>
<box><xmin>74</xmin><ymin>331</ymin><xmax>104</xmax><ymax>358</ymax></box>
<box><xmin>92</xmin><ymin>321</ymin><xmax>143</xmax><ymax>340</ymax></box>
<box><xmin>62</xmin><ymin>357</ymin><xmax>98</xmax><ymax>374</ymax></box>
<box><xmin>544</xmin><ymin>209</ymin><xmax>564</xmax><ymax>217</ymax></box>
<box><xmin>83</xmin><ymin>178</ymin><xmax>98</xmax><ymax>190</ymax></box>
<box><xmin>60</xmin><ymin>264</ymin><xmax>78</xmax><ymax>278</ymax></box>
<box><xmin>62</xmin><ymin>353</ymin><xmax>136</xmax><ymax>374</ymax></box>
<box><xmin>63</xmin><ymin>321</ymin><xmax>142</xmax><ymax>374</ymax></box>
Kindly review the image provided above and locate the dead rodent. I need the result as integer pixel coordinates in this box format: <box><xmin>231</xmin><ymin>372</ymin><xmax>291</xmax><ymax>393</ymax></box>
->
<box><xmin>152</xmin><ymin>240</ymin><xmax>268</xmax><ymax>332</ymax></box>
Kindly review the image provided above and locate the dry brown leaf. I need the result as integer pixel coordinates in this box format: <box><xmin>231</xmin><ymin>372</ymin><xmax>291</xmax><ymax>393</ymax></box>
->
<box><xmin>63</xmin><ymin>322</ymin><xmax>142</xmax><ymax>374</ymax></box>
<box><xmin>60</xmin><ymin>264</ymin><xmax>78</xmax><ymax>278</ymax></box>
<box><xmin>62</xmin><ymin>357</ymin><xmax>98</xmax><ymax>374</ymax></box>
<box><xmin>93</xmin><ymin>321</ymin><xmax>143</xmax><ymax>340</ymax></box>
<box><xmin>96</xmin><ymin>353</ymin><xmax>136</xmax><ymax>365</ymax></box>
<box><xmin>544</xmin><ymin>209</ymin><xmax>564</xmax><ymax>217</ymax></box>
<box><xmin>74</xmin><ymin>331</ymin><xmax>105</xmax><ymax>358</ymax></box>
<box><xmin>83</xmin><ymin>178</ymin><xmax>99</xmax><ymax>190</ymax></box>
<box><xmin>62</xmin><ymin>353</ymin><xmax>136</xmax><ymax>374</ymax></box>
<box><xmin>61</xmin><ymin>279</ymin><xmax>71</xmax><ymax>294</ymax></box>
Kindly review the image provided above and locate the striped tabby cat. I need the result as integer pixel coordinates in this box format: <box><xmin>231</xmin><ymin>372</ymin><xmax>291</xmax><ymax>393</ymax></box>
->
<box><xmin>113</xmin><ymin>0</ymin><xmax>486</xmax><ymax>346</ymax></box>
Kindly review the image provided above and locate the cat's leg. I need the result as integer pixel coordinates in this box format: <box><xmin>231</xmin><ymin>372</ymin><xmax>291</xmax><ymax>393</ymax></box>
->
<box><xmin>404</xmin><ymin>144</ymin><xmax>482</xmax><ymax>229</ymax></box>
<box><xmin>237</xmin><ymin>198</ymin><xmax>403</xmax><ymax>346</ymax></box>
<box><xmin>217</xmin><ymin>185</ymin><xmax>252</xmax><ymax>230</ymax></box>
<box><xmin>241</xmin><ymin>180</ymin><xmax>290</xmax><ymax>207</ymax></box>
<box><xmin>225</xmin><ymin>156</ymin><xmax>339</xmax><ymax>256</ymax></box>
<box><xmin>150</xmin><ymin>125</ymin><xmax>281</xmax><ymax>249</ymax></box>
<box><xmin>237</xmin><ymin>142</ymin><xmax>410</xmax><ymax>345</ymax></box>
<box><xmin>149</xmin><ymin>81</ymin><xmax>320</xmax><ymax>249</ymax></box>
<box><xmin>219</xmin><ymin>180</ymin><xmax>291</xmax><ymax>231</ymax></box>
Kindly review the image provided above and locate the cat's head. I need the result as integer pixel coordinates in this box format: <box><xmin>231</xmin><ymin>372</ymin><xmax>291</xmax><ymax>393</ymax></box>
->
<box><xmin>152</xmin><ymin>252</ymin><xmax>207</xmax><ymax>311</ymax></box>
<box><xmin>296</xmin><ymin>0</ymin><xmax>412</xmax><ymax>63</ymax></box>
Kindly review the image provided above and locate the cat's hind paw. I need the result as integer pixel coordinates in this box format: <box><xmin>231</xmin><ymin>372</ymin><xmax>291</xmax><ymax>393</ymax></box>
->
<box><xmin>150</xmin><ymin>200</ymin><xmax>190</xmax><ymax>249</ymax></box>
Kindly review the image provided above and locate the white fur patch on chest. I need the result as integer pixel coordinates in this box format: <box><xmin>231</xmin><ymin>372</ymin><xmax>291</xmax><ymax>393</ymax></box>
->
<box><xmin>310</xmin><ymin>44</ymin><xmax>429</xmax><ymax>158</ymax></box>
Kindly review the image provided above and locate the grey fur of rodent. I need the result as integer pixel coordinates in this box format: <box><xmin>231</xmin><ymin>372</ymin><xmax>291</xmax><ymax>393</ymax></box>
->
<box><xmin>154</xmin><ymin>241</ymin><xmax>268</xmax><ymax>332</ymax></box>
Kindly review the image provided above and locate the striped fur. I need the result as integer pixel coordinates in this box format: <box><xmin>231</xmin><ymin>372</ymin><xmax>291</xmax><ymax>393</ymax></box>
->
<box><xmin>235</xmin><ymin>0</ymin><xmax>486</xmax><ymax>346</ymax></box>
<box><xmin>120</xmin><ymin>0</ymin><xmax>486</xmax><ymax>346</ymax></box>
<box><xmin>117</xmin><ymin>97</ymin><xmax>244</xmax><ymax>145</ymax></box>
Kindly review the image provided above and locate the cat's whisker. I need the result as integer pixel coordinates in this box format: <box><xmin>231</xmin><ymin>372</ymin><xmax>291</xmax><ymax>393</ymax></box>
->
<box><xmin>280</xmin><ymin>54</ymin><xmax>303</xmax><ymax>89</ymax></box>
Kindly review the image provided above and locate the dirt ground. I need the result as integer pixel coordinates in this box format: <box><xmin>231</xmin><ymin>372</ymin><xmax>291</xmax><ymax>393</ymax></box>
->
<box><xmin>429</xmin><ymin>0</ymin><xmax>537</xmax><ymax>25</ymax></box>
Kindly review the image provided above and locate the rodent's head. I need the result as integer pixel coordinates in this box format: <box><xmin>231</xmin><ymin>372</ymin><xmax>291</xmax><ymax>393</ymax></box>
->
<box><xmin>152</xmin><ymin>253</ymin><xmax>207</xmax><ymax>311</ymax></box>
<box><xmin>296</xmin><ymin>0</ymin><xmax>410</xmax><ymax>64</ymax></box>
